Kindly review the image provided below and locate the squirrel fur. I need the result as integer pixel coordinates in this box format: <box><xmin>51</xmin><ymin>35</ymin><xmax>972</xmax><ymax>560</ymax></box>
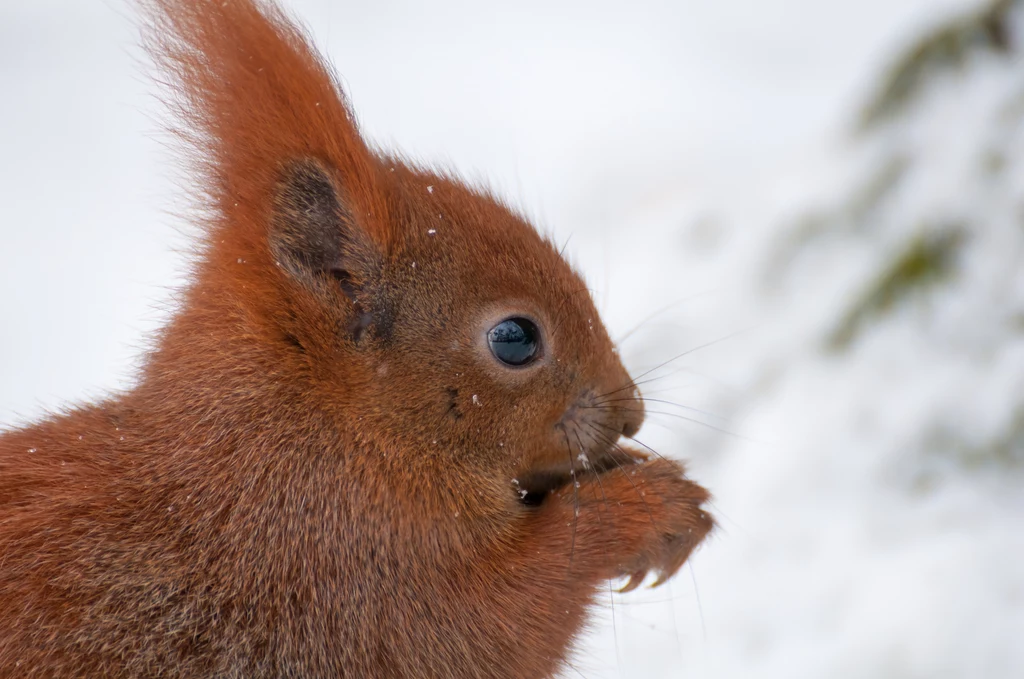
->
<box><xmin>0</xmin><ymin>1</ymin><xmax>713</xmax><ymax>677</ymax></box>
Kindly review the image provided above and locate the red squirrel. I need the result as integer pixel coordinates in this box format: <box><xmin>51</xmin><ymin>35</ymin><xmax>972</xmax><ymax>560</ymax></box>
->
<box><xmin>0</xmin><ymin>1</ymin><xmax>713</xmax><ymax>676</ymax></box>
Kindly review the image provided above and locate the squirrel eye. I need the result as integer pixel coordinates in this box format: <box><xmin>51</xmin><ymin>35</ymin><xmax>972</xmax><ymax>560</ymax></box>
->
<box><xmin>487</xmin><ymin>317</ymin><xmax>540</xmax><ymax>367</ymax></box>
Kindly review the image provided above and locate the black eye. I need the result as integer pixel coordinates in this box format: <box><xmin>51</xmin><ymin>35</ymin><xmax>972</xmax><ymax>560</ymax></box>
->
<box><xmin>487</xmin><ymin>317</ymin><xmax>541</xmax><ymax>366</ymax></box>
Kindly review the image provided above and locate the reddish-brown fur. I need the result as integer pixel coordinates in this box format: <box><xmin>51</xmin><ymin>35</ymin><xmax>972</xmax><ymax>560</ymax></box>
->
<box><xmin>0</xmin><ymin>1</ymin><xmax>712</xmax><ymax>677</ymax></box>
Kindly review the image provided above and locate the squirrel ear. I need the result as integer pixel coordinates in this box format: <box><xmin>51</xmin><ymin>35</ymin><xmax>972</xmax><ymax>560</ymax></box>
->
<box><xmin>270</xmin><ymin>158</ymin><xmax>376</xmax><ymax>301</ymax></box>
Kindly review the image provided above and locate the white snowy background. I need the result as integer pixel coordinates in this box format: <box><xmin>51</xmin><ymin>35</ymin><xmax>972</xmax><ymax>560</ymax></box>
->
<box><xmin>1</xmin><ymin>0</ymin><xmax>1022</xmax><ymax>677</ymax></box>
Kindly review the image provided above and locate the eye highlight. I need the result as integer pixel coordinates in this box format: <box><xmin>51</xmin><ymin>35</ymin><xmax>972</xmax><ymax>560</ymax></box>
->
<box><xmin>487</xmin><ymin>317</ymin><xmax>540</xmax><ymax>367</ymax></box>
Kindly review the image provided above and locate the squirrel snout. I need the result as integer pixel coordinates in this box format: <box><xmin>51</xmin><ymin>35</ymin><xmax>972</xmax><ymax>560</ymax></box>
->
<box><xmin>618</xmin><ymin>391</ymin><xmax>644</xmax><ymax>439</ymax></box>
<box><xmin>594</xmin><ymin>365</ymin><xmax>646</xmax><ymax>440</ymax></box>
<box><xmin>558</xmin><ymin>384</ymin><xmax>645</xmax><ymax>458</ymax></box>
<box><xmin>516</xmin><ymin>371</ymin><xmax>646</xmax><ymax>499</ymax></box>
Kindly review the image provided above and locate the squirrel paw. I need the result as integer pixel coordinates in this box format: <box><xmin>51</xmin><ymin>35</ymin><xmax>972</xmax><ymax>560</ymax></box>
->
<box><xmin>591</xmin><ymin>457</ymin><xmax>713</xmax><ymax>591</ymax></box>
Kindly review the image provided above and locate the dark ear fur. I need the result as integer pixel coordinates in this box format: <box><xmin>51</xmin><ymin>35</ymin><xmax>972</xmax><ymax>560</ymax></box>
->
<box><xmin>270</xmin><ymin>158</ymin><xmax>377</xmax><ymax>340</ymax></box>
<box><xmin>271</xmin><ymin>159</ymin><xmax>353</xmax><ymax>284</ymax></box>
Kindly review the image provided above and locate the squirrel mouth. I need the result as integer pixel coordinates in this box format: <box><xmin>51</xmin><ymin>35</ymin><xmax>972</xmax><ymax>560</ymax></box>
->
<box><xmin>513</xmin><ymin>444</ymin><xmax>644</xmax><ymax>507</ymax></box>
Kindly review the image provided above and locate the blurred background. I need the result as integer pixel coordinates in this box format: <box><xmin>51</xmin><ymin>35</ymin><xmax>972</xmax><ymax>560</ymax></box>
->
<box><xmin>2</xmin><ymin>0</ymin><xmax>1022</xmax><ymax>676</ymax></box>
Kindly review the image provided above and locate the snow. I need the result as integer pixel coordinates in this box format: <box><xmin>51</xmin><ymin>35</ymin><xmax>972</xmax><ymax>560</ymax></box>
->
<box><xmin>1</xmin><ymin>0</ymin><xmax>1021</xmax><ymax>678</ymax></box>
<box><xmin>567</xmin><ymin>3</ymin><xmax>1024</xmax><ymax>677</ymax></box>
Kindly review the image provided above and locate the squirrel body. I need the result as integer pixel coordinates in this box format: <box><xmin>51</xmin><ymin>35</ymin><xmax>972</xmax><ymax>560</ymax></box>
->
<box><xmin>0</xmin><ymin>1</ymin><xmax>712</xmax><ymax>677</ymax></box>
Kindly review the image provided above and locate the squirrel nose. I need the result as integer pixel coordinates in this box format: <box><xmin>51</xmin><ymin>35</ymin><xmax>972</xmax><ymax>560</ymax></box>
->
<box><xmin>558</xmin><ymin>385</ymin><xmax>644</xmax><ymax>459</ymax></box>
<box><xmin>600</xmin><ymin>358</ymin><xmax>645</xmax><ymax>439</ymax></box>
<box><xmin>586</xmin><ymin>373</ymin><xmax>644</xmax><ymax>441</ymax></box>
<box><xmin>618</xmin><ymin>388</ymin><xmax>644</xmax><ymax>439</ymax></box>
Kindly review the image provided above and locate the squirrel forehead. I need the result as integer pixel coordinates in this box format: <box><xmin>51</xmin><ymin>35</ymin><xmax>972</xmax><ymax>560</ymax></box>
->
<box><xmin>382</xmin><ymin>167</ymin><xmax>581</xmax><ymax>284</ymax></box>
<box><xmin>383</xmin><ymin>169</ymin><xmax>587</xmax><ymax>304</ymax></box>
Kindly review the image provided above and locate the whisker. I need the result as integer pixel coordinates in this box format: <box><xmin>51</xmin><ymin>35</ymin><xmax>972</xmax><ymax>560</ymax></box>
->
<box><xmin>609</xmin><ymin>428</ymin><xmax>670</xmax><ymax>464</ymax></box>
<box><xmin>631</xmin><ymin>364</ymin><xmax>708</xmax><ymax>390</ymax></box>
<box><xmin>596</xmin><ymin>365</ymin><xmax>702</xmax><ymax>400</ymax></box>
<box><xmin>626</xmin><ymin>385</ymin><xmax>694</xmax><ymax>398</ymax></box>
<box><xmin>558</xmin><ymin>233</ymin><xmax>573</xmax><ymax>259</ymax></box>
<box><xmin>562</xmin><ymin>432</ymin><xmax>580</xmax><ymax>569</ymax></box>
<box><xmin>584</xmin><ymin>423</ymin><xmax>657</xmax><ymax>532</ymax></box>
<box><xmin>640</xmin><ymin>410</ymin><xmax>751</xmax><ymax>440</ymax></box>
<box><xmin>574</xmin><ymin>429</ymin><xmax>623</xmax><ymax>672</ymax></box>
<box><xmin>690</xmin><ymin>562</ymin><xmax>707</xmax><ymax>645</ymax></box>
<box><xmin>600</xmin><ymin>328</ymin><xmax>751</xmax><ymax>400</ymax></box>
<box><xmin>663</xmin><ymin>365</ymin><xmax>745</xmax><ymax>396</ymax></box>
<box><xmin>667</xmin><ymin>579</ymin><xmax>685</xmax><ymax>669</ymax></box>
<box><xmin>581</xmin><ymin>404</ymin><xmax>743</xmax><ymax>439</ymax></box>
<box><xmin>609</xmin><ymin>574</ymin><xmax>622</xmax><ymax>674</ymax></box>
<box><xmin>703</xmin><ymin>500</ymin><xmax>748</xmax><ymax>539</ymax></box>
<box><xmin>627</xmin><ymin>380</ymin><xmax>734</xmax><ymax>400</ymax></box>
<box><xmin>575</xmin><ymin>428</ymin><xmax>611</xmax><ymax>520</ymax></box>
<box><xmin>592</xmin><ymin>397</ymin><xmax>731</xmax><ymax>425</ymax></box>
<box><xmin>589</xmin><ymin>420</ymin><xmax>668</xmax><ymax>464</ymax></box>
<box><xmin>601</xmin><ymin>372</ymin><xmax>674</xmax><ymax>396</ymax></box>
<box><xmin>615</xmin><ymin>289</ymin><xmax>719</xmax><ymax>345</ymax></box>
<box><xmin>607</xmin><ymin>590</ymin><xmax>706</xmax><ymax>606</ymax></box>
<box><xmin>552</xmin><ymin>287</ymin><xmax>598</xmax><ymax>338</ymax></box>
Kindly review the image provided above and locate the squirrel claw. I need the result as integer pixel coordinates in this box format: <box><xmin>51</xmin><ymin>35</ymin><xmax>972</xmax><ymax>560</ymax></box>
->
<box><xmin>651</xmin><ymin>535</ymin><xmax>699</xmax><ymax>588</ymax></box>
<box><xmin>618</xmin><ymin>569</ymin><xmax>648</xmax><ymax>593</ymax></box>
<box><xmin>650</xmin><ymin>570</ymin><xmax>673</xmax><ymax>589</ymax></box>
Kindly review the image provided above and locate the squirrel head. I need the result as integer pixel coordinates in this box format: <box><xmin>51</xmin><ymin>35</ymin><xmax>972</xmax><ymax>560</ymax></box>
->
<box><xmin>145</xmin><ymin>0</ymin><xmax>644</xmax><ymax>501</ymax></box>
